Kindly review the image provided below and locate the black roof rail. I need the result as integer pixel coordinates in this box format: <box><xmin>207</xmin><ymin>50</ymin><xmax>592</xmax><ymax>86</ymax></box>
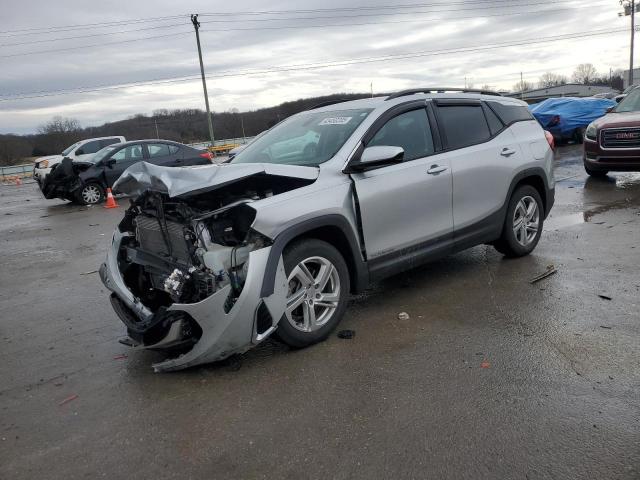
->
<box><xmin>386</xmin><ymin>87</ymin><xmax>502</xmax><ymax>100</ymax></box>
<box><xmin>307</xmin><ymin>98</ymin><xmax>352</xmax><ymax>110</ymax></box>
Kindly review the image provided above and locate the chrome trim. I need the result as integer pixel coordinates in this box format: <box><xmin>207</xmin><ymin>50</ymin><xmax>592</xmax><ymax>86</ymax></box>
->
<box><xmin>599</xmin><ymin>126</ymin><xmax>640</xmax><ymax>150</ymax></box>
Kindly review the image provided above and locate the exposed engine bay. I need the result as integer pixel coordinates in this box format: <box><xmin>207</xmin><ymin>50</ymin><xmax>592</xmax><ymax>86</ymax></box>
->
<box><xmin>107</xmin><ymin>169</ymin><xmax>314</xmax><ymax>363</ymax></box>
<box><xmin>40</xmin><ymin>157</ymin><xmax>93</xmax><ymax>201</ymax></box>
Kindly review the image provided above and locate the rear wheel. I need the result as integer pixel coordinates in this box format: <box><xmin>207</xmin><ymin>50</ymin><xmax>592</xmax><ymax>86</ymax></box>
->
<box><xmin>77</xmin><ymin>182</ymin><xmax>105</xmax><ymax>205</ymax></box>
<box><xmin>275</xmin><ymin>239</ymin><xmax>350</xmax><ymax>348</ymax></box>
<box><xmin>584</xmin><ymin>163</ymin><xmax>608</xmax><ymax>177</ymax></box>
<box><xmin>494</xmin><ymin>185</ymin><xmax>543</xmax><ymax>257</ymax></box>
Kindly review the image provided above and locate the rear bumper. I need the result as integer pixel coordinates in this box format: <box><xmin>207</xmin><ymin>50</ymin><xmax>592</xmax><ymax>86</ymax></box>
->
<box><xmin>100</xmin><ymin>229</ymin><xmax>288</xmax><ymax>372</ymax></box>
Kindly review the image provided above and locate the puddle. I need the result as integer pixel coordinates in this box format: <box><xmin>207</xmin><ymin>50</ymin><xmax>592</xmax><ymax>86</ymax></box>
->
<box><xmin>545</xmin><ymin>212</ymin><xmax>586</xmax><ymax>231</ymax></box>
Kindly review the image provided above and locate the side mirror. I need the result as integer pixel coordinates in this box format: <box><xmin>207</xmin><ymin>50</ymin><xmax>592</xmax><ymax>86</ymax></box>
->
<box><xmin>606</xmin><ymin>106</ymin><xmax>615</xmax><ymax>113</ymax></box>
<box><xmin>346</xmin><ymin>146</ymin><xmax>404</xmax><ymax>172</ymax></box>
<box><xmin>105</xmin><ymin>159</ymin><xmax>116</xmax><ymax>168</ymax></box>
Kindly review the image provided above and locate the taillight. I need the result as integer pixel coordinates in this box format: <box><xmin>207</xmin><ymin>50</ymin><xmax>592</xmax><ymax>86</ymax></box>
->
<box><xmin>199</xmin><ymin>151</ymin><xmax>214</xmax><ymax>161</ymax></box>
<box><xmin>544</xmin><ymin>130</ymin><xmax>555</xmax><ymax>151</ymax></box>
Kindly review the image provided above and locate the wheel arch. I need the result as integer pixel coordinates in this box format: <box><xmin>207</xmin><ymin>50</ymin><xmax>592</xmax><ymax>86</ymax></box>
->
<box><xmin>259</xmin><ymin>215</ymin><xmax>369</xmax><ymax>298</ymax></box>
<box><xmin>508</xmin><ymin>168</ymin><xmax>553</xmax><ymax>219</ymax></box>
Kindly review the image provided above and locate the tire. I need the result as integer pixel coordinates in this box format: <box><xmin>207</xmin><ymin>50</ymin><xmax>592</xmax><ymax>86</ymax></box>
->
<box><xmin>493</xmin><ymin>185</ymin><xmax>544</xmax><ymax>258</ymax></box>
<box><xmin>275</xmin><ymin>238</ymin><xmax>350</xmax><ymax>349</ymax></box>
<box><xmin>584</xmin><ymin>163</ymin><xmax>608</xmax><ymax>177</ymax></box>
<box><xmin>77</xmin><ymin>182</ymin><xmax>105</xmax><ymax>205</ymax></box>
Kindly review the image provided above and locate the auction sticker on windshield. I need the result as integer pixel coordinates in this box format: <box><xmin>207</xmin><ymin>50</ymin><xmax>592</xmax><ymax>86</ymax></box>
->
<box><xmin>319</xmin><ymin>116</ymin><xmax>352</xmax><ymax>125</ymax></box>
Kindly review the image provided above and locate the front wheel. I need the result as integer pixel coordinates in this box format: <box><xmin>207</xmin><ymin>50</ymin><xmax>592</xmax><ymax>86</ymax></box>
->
<box><xmin>77</xmin><ymin>182</ymin><xmax>105</xmax><ymax>205</ymax></box>
<box><xmin>494</xmin><ymin>185</ymin><xmax>544</xmax><ymax>258</ymax></box>
<box><xmin>275</xmin><ymin>239</ymin><xmax>350</xmax><ymax>349</ymax></box>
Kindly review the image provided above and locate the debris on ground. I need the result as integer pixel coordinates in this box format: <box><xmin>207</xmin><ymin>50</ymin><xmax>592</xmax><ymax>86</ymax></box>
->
<box><xmin>480</xmin><ymin>361</ymin><xmax>491</xmax><ymax>368</ymax></box>
<box><xmin>598</xmin><ymin>294</ymin><xmax>612</xmax><ymax>301</ymax></box>
<box><xmin>58</xmin><ymin>394</ymin><xmax>78</xmax><ymax>406</ymax></box>
<box><xmin>599</xmin><ymin>325</ymin><xmax>612</xmax><ymax>329</ymax></box>
<box><xmin>113</xmin><ymin>354</ymin><xmax>128</xmax><ymax>360</ymax></box>
<box><xmin>398</xmin><ymin>312</ymin><xmax>410</xmax><ymax>320</ymax></box>
<box><xmin>80</xmin><ymin>270</ymin><xmax>99</xmax><ymax>275</ymax></box>
<box><xmin>88</xmin><ymin>223</ymin><xmax>100</xmax><ymax>226</ymax></box>
<box><xmin>530</xmin><ymin>264</ymin><xmax>557</xmax><ymax>284</ymax></box>
<box><xmin>337</xmin><ymin>329</ymin><xmax>356</xmax><ymax>339</ymax></box>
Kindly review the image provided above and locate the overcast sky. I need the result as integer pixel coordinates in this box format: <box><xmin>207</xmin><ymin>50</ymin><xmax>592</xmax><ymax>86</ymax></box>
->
<box><xmin>0</xmin><ymin>0</ymin><xmax>631</xmax><ymax>134</ymax></box>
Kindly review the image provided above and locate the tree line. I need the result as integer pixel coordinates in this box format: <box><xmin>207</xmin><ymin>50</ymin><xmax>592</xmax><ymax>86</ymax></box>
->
<box><xmin>510</xmin><ymin>63</ymin><xmax>625</xmax><ymax>93</ymax></box>
<box><xmin>0</xmin><ymin>93</ymin><xmax>371</xmax><ymax>165</ymax></box>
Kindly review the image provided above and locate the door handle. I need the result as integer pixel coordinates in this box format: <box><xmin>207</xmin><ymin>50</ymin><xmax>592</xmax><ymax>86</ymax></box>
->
<box><xmin>500</xmin><ymin>148</ymin><xmax>516</xmax><ymax>157</ymax></box>
<box><xmin>427</xmin><ymin>164</ymin><xmax>448</xmax><ymax>175</ymax></box>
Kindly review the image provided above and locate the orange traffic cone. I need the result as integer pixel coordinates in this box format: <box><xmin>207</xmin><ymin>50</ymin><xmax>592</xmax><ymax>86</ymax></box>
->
<box><xmin>104</xmin><ymin>188</ymin><xmax>119</xmax><ymax>209</ymax></box>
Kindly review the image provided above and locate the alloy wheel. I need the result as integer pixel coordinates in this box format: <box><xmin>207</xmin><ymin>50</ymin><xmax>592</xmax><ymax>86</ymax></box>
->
<box><xmin>81</xmin><ymin>185</ymin><xmax>101</xmax><ymax>204</ymax></box>
<box><xmin>512</xmin><ymin>195</ymin><xmax>539</xmax><ymax>246</ymax></box>
<box><xmin>285</xmin><ymin>256</ymin><xmax>341</xmax><ymax>333</ymax></box>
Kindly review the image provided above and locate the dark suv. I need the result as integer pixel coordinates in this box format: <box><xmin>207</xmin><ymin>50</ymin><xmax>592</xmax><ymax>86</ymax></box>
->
<box><xmin>584</xmin><ymin>86</ymin><xmax>640</xmax><ymax>176</ymax></box>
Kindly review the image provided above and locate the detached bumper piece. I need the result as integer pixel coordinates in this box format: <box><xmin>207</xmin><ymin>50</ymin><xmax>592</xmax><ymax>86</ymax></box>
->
<box><xmin>100</xmin><ymin>229</ymin><xmax>288</xmax><ymax>372</ymax></box>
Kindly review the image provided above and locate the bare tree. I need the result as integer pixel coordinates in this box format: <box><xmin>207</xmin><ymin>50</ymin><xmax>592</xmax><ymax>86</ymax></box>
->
<box><xmin>35</xmin><ymin>116</ymin><xmax>81</xmax><ymax>155</ymax></box>
<box><xmin>572</xmin><ymin>64</ymin><xmax>598</xmax><ymax>84</ymax></box>
<box><xmin>538</xmin><ymin>72</ymin><xmax>567</xmax><ymax>88</ymax></box>
<box><xmin>512</xmin><ymin>80</ymin><xmax>534</xmax><ymax>93</ymax></box>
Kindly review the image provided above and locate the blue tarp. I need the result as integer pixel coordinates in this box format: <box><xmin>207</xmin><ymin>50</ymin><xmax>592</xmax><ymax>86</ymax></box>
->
<box><xmin>528</xmin><ymin>97</ymin><xmax>615</xmax><ymax>137</ymax></box>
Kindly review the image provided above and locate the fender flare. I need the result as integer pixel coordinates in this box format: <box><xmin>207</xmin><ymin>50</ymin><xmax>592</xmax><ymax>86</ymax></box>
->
<box><xmin>506</xmin><ymin>167</ymin><xmax>554</xmax><ymax>218</ymax></box>
<box><xmin>259</xmin><ymin>214</ymin><xmax>368</xmax><ymax>298</ymax></box>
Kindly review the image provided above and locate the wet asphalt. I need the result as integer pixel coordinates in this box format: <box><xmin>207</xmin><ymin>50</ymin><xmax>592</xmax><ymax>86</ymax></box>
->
<box><xmin>0</xmin><ymin>144</ymin><xmax>639</xmax><ymax>479</ymax></box>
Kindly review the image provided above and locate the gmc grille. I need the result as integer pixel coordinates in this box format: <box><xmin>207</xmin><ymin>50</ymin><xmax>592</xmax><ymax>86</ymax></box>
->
<box><xmin>601</xmin><ymin>128</ymin><xmax>640</xmax><ymax>149</ymax></box>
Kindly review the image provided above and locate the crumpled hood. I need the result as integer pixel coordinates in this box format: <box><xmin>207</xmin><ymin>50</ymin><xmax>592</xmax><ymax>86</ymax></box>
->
<box><xmin>35</xmin><ymin>154</ymin><xmax>62</xmax><ymax>165</ymax></box>
<box><xmin>113</xmin><ymin>161</ymin><xmax>319</xmax><ymax>198</ymax></box>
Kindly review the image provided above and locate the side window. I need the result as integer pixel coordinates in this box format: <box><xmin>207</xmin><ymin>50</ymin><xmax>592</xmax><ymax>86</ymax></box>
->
<box><xmin>168</xmin><ymin>145</ymin><xmax>180</xmax><ymax>154</ymax></box>
<box><xmin>100</xmin><ymin>138</ymin><xmax>121</xmax><ymax>148</ymax></box>
<box><xmin>487</xmin><ymin>102</ymin><xmax>534</xmax><ymax>124</ymax></box>
<box><xmin>111</xmin><ymin>144</ymin><xmax>144</xmax><ymax>163</ymax></box>
<box><xmin>438</xmin><ymin>105</ymin><xmax>491</xmax><ymax>150</ymax></box>
<box><xmin>147</xmin><ymin>143</ymin><xmax>171</xmax><ymax>158</ymax></box>
<box><xmin>367</xmin><ymin>108</ymin><xmax>434</xmax><ymax>161</ymax></box>
<box><xmin>79</xmin><ymin>140</ymin><xmax>102</xmax><ymax>155</ymax></box>
<box><xmin>483</xmin><ymin>104</ymin><xmax>504</xmax><ymax>136</ymax></box>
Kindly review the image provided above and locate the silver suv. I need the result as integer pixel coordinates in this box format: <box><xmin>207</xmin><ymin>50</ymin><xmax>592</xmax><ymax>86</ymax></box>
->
<box><xmin>100</xmin><ymin>88</ymin><xmax>555</xmax><ymax>371</ymax></box>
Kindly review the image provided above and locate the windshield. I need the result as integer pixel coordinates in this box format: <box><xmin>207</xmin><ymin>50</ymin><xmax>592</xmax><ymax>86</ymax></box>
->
<box><xmin>230</xmin><ymin>108</ymin><xmax>373</xmax><ymax>166</ymax></box>
<box><xmin>615</xmin><ymin>89</ymin><xmax>640</xmax><ymax>112</ymax></box>
<box><xmin>61</xmin><ymin>141</ymin><xmax>81</xmax><ymax>156</ymax></box>
<box><xmin>89</xmin><ymin>145</ymin><xmax>117</xmax><ymax>163</ymax></box>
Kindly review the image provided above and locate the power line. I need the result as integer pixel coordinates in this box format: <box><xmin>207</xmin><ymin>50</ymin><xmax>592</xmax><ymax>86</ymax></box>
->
<box><xmin>0</xmin><ymin>28</ymin><xmax>625</xmax><ymax>101</ymax></box>
<box><xmin>0</xmin><ymin>3</ymin><xmax>614</xmax><ymax>57</ymax></box>
<box><xmin>0</xmin><ymin>22</ymin><xmax>188</xmax><ymax>47</ymax></box>
<box><xmin>0</xmin><ymin>0</ymin><xmax>580</xmax><ymax>36</ymax></box>
<box><xmin>0</xmin><ymin>31</ymin><xmax>193</xmax><ymax>58</ymax></box>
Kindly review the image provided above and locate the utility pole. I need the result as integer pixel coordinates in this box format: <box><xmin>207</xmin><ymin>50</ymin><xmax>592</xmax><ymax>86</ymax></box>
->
<box><xmin>620</xmin><ymin>0</ymin><xmax>637</xmax><ymax>86</ymax></box>
<box><xmin>154</xmin><ymin>118</ymin><xmax>159</xmax><ymax>139</ymax></box>
<box><xmin>520</xmin><ymin>72</ymin><xmax>524</xmax><ymax>100</ymax></box>
<box><xmin>191</xmin><ymin>14</ymin><xmax>215</xmax><ymax>147</ymax></box>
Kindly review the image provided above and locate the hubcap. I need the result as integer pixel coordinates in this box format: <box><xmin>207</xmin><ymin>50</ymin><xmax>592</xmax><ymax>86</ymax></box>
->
<box><xmin>512</xmin><ymin>195</ymin><xmax>539</xmax><ymax>246</ymax></box>
<box><xmin>82</xmin><ymin>185</ymin><xmax>101</xmax><ymax>204</ymax></box>
<box><xmin>285</xmin><ymin>256</ymin><xmax>340</xmax><ymax>333</ymax></box>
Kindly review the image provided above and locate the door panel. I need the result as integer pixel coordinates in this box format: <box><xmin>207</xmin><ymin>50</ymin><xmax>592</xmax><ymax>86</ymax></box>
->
<box><xmin>447</xmin><ymin>129</ymin><xmax>523</xmax><ymax>230</ymax></box>
<box><xmin>349</xmin><ymin>107</ymin><xmax>453</xmax><ymax>259</ymax></box>
<box><xmin>104</xmin><ymin>144</ymin><xmax>144</xmax><ymax>187</ymax></box>
<box><xmin>351</xmin><ymin>157</ymin><xmax>453</xmax><ymax>258</ymax></box>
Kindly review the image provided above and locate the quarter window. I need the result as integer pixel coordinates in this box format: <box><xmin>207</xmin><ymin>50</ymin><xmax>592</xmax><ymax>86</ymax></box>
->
<box><xmin>368</xmin><ymin>108</ymin><xmax>434</xmax><ymax>161</ymax></box>
<box><xmin>168</xmin><ymin>145</ymin><xmax>180</xmax><ymax>154</ymax></box>
<box><xmin>438</xmin><ymin>105</ymin><xmax>491</xmax><ymax>150</ymax></box>
<box><xmin>147</xmin><ymin>143</ymin><xmax>171</xmax><ymax>157</ymax></box>
<box><xmin>483</xmin><ymin>104</ymin><xmax>504</xmax><ymax>136</ymax></box>
<box><xmin>487</xmin><ymin>102</ymin><xmax>534</xmax><ymax>124</ymax></box>
<box><xmin>79</xmin><ymin>140</ymin><xmax>102</xmax><ymax>155</ymax></box>
<box><xmin>111</xmin><ymin>144</ymin><xmax>144</xmax><ymax>163</ymax></box>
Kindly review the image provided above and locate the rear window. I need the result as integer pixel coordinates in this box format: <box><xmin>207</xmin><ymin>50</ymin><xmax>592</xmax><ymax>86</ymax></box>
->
<box><xmin>101</xmin><ymin>138</ymin><xmax>121</xmax><ymax>148</ymax></box>
<box><xmin>438</xmin><ymin>105</ymin><xmax>490</xmax><ymax>150</ymax></box>
<box><xmin>488</xmin><ymin>102</ymin><xmax>534</xmax><ymax>124</ymax></box>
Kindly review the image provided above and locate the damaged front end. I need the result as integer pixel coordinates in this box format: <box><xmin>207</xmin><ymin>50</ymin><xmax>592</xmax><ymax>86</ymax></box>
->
<box><xmin>100</xmin><ymin>163</ymin><xmax>316</xmax><ymax>371</ymax></box>
<box><xmin>40</xmin><ymin>157</ymin><xmax>92</xmax><ymax>201</ymax></box>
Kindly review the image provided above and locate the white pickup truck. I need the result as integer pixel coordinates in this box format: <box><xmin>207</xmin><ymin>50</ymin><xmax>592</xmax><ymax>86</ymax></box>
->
<box><xmin>33</xmin><ymin>136</ymin><xmax>125</xmax><ymax>183</ymax></box>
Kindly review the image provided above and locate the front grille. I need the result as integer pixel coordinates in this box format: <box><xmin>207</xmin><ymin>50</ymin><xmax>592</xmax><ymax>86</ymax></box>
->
<box><xmin>601</xmin><ymin>128</ymin><xmax>640</xmax><ymax>149</ymax></box>
<box><xmin>135</xmin><ymin>215</ymin><xmax>192</xmax><ymax>263</ymax></box>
